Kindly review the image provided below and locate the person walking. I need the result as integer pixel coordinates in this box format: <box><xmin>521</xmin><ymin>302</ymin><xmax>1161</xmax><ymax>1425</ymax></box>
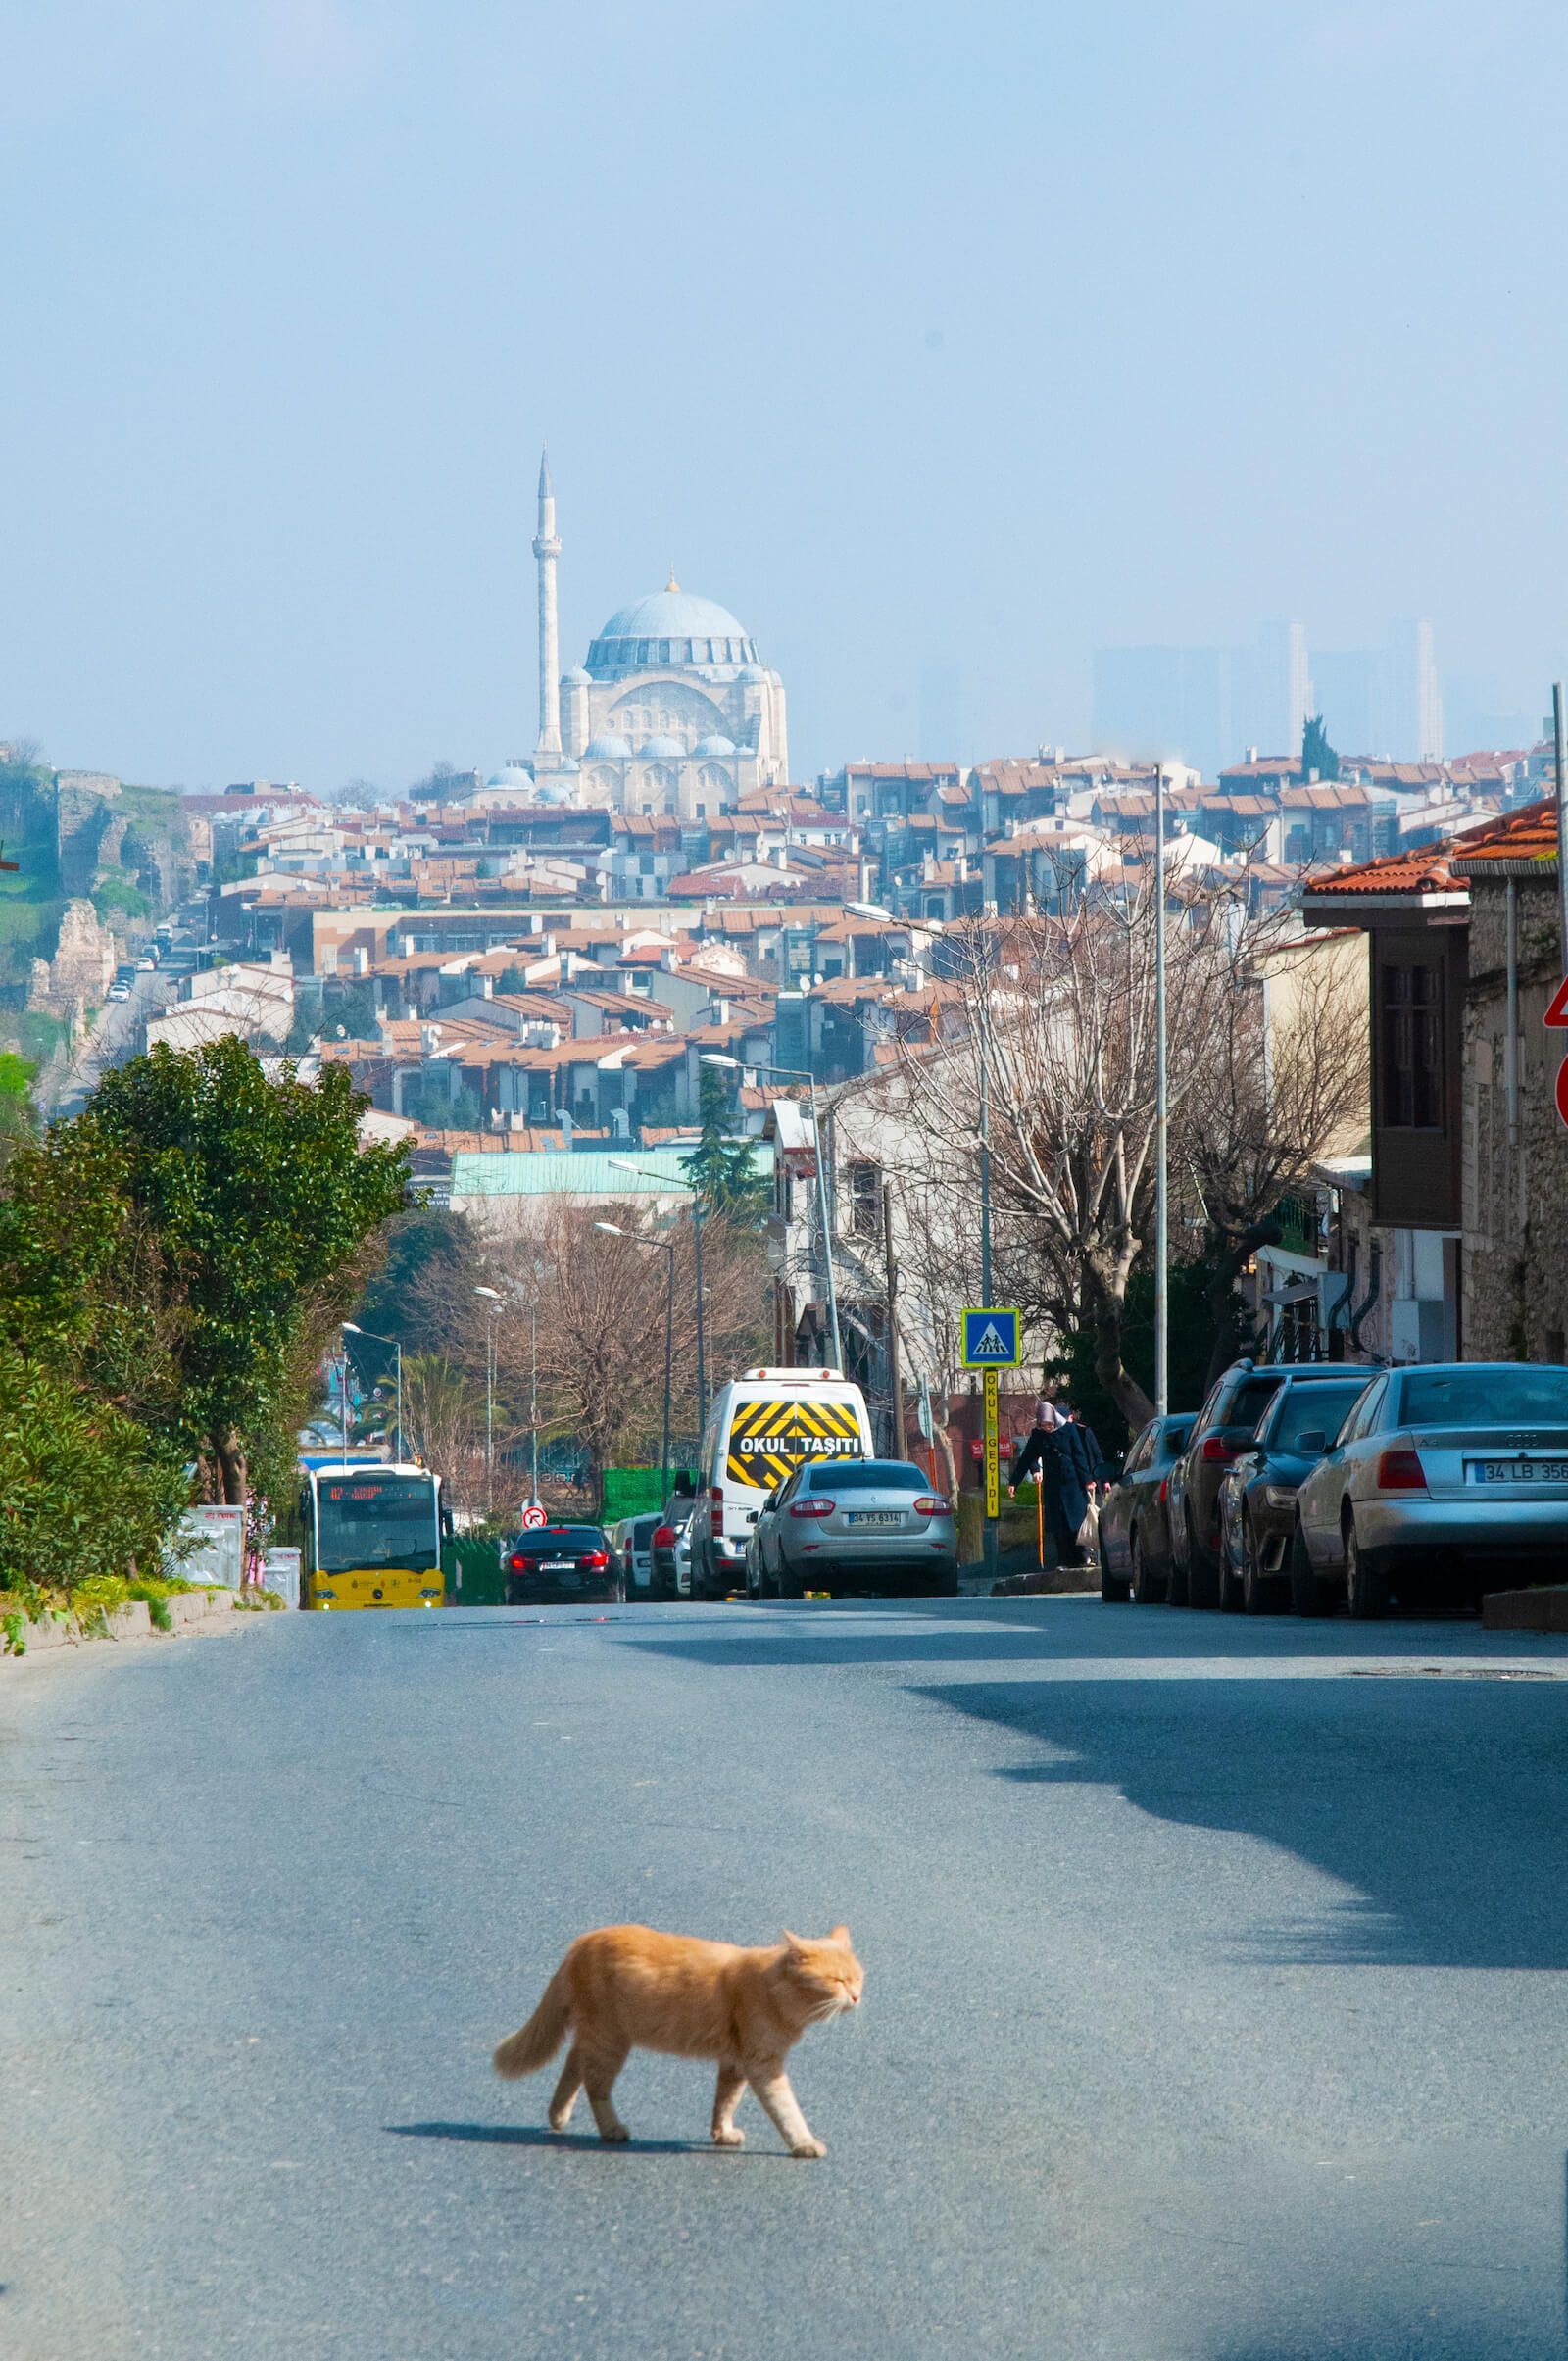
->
<box><xmin>1008</xmin><ymin>1391</ymin><xmax>1086</xmax><ymax>1567</ymax></box>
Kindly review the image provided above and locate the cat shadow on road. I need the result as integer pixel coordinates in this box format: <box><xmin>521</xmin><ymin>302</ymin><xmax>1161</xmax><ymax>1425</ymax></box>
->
<box><xmin>385</xmin><ymin>2121</ymin><xmax>792</xmax><ymax>2160</ymax></box>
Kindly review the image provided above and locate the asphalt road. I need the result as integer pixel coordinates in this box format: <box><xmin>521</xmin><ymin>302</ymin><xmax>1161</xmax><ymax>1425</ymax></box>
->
<box><xmin>4</xmin><ymin>1599</ymin><xmax>1567</xmax><ymax>2361</ymax></box>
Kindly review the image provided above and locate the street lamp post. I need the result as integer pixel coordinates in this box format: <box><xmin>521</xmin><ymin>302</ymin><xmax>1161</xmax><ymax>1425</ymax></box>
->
<box><xmin>609</xmin><ymin>1156</ymin><xmax>706</xmax><ymax>1436</ymax></box>
<box><xmin>474</xmin><ymin>1287</ymin><xmax>501</xmax><ymax>1520</ymax></box>
<box><xmin>1153</xmin><ymin>766</ymin><xmax>1169</xmax><ymax>1418</ymax></box>
<box><xmin>701</xmin><ymin>1054</ymin><xmax>841</xmax><ymax>1374</ymax></box>
<box><xmin>341</xmin><ymin>1321</ymin><xmax>403</xmax><ymax>1462</ymax></box>
<box><xmin>595</xmin><ymin>1222</ymin><xmax>673</xmax><ymax>1500</ymax></box>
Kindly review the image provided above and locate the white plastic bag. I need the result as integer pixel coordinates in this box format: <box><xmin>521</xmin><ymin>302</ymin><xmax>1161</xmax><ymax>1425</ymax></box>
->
<box><xmin>1076</xmin><ymin>1494</ymin><xmax>1101</xmax><ymax>1557</ymax></box>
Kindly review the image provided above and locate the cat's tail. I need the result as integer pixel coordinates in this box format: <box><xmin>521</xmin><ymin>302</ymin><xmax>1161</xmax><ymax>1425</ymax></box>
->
<box><xmin>493</xmin><ymin>1960</ymin><xmax>572</xmax><ymax>2079</ymax></box>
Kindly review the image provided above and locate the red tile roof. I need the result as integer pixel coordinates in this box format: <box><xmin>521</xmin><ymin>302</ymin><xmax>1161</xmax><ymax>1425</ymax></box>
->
<box><xmin>1446</xmin><ymin>797</ymin><xmax>1559</xmax><ymax>867</ymax></box>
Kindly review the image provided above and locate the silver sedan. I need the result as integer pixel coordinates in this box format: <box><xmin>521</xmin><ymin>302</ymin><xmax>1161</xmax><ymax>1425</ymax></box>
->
<box><xmin>749</xmin><ymin>1458</ymin><xmax>959</xmax><ymax>1599</ymax></box>
<box><xmin>1289</xmin><ymin>1361</ymin><xmax>1568</xmax><ymax>1618</ymax></box>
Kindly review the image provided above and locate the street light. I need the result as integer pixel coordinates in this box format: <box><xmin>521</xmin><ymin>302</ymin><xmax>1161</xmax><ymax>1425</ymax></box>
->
<box><xmin>474</xmin><ymin>1286</ymin><xmax>501</xmax><ymax>1520</ymax></box>
<box><xmin>1153</xmin><ymin>767</ymin><xmax>1169</xmax><ymax>1417</ymax></box>
<box><xmin>342</xmin><ymin>1320</ymin><xmax>403</xmax><ymax>1463</ymax></box>
<box><xmin>701</xmin><ymin>1053</ymin><xmax>842</xmax><ymax>1374</ymax></box>
<box><xmin>608</xmin><ymin>1155</ymin><xmax>706</xmax><ymax>1435</ymax></box>
<box><xmin>595</xmin><ymin>1220</ymin><xmax>674</xmax><ymax>1500</ymax></box>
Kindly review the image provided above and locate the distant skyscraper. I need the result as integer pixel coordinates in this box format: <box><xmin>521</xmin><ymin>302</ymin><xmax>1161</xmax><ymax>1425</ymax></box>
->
<box><xmin>1386</xmin><ymin>619</ymin><xmax>1443</xmax><ymax>762</ymax></box>
<box><xmin>1093</xmin><ymin>623</ymin><xmax>1306</xmax><ymax>776</ymax></box>
<box><xmin>1308</xmin><ymin>622</ymin><xmax>1443</xmax><ymax>761</ymax></box>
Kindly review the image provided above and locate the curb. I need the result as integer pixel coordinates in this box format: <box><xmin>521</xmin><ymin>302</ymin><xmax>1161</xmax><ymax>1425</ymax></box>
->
<box><xmin>4</xmin><ymin>1590</ymin><xmax>240</xmax><ymax>1659</ymax></box>
<box><xmin>1482</xmin><ymin>1584</ymin><xmax>1568</xmax><ymax>1635</ymax></box>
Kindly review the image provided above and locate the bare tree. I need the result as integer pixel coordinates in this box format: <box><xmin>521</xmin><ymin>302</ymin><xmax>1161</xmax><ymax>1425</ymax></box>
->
<box><xmin>895</xmin><ymin>858</ymin><xmax>1369</xmax><ymax>1424</ymax></box>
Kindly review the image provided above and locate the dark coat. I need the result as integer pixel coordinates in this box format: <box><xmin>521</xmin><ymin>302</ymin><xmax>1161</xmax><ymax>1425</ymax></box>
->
<box><xmin>1009</xmin><ymin>1422</ymin><xmax>1092</xmax><ymax>1537</ymax></box>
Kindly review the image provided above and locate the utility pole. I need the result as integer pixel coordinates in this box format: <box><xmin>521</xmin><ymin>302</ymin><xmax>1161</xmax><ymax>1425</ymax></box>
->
<box><xmin>978</xmin><ymin>1006</ymin><xmax>997</xmax><ymax>1591</ymax></box>
<box><xmin>1154</xmin><ymin>764</ymin><xmax>1169</xmax><ymax>1417</ymax></box>
<box><xmin>882</xmin><ymin>1179</ymin><xmax>906</xmax><ymax>1458</ymax></box>
<box><xmin>693</xmin><ymin>1196</ymin><xmax>707</xmax><ymax>1437</ymax></box>
<box><xmin>529</xmin><ymin>1300</ymin><xmax>539</xmax><ymax>1506</ymax></box>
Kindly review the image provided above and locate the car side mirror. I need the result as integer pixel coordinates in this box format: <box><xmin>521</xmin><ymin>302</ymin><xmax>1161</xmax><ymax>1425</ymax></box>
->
<box><xmin>1296</xmin><ymin>1430</ymin><xmax>1328</xmax><ymax>1455</ymax></box>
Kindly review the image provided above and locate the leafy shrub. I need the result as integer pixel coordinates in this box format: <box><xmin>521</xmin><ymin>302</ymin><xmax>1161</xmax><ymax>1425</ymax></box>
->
<box><xmin>0</xmin><ymin>1350</ymin><xmax>188</xmax><ymax>1595</ymax></box>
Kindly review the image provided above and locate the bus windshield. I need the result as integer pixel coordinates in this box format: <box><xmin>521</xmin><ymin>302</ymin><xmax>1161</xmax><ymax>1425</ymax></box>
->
<box><xmin>316</xmin><ymin>1473</ymin><xmax>439</xmax><ymax>1572</ymax></box>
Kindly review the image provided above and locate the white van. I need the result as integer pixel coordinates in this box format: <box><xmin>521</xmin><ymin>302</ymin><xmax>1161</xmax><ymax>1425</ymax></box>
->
<box><xmin>689</xmin><ymin>1366</ymin><xmax>874</xmax><ymax>1598</ymax></box>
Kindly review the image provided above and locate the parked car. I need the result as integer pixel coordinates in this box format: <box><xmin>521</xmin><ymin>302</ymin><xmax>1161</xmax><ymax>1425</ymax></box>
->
<box><xmin>1099</xmin><ymin>1414</ymin><xmax>1195</xmax><ymax>1602</ymax></box>
<box><xmin>749</xmin><ymin>1457</ymin><xmax>957</xmax><ymax>1599</ymax></box>
<box><xmin>135</xmin><ymin>955</ymin><xmax>156</xmax><ymax>971</ymax></box>
<box><xmin>106</xmin><ymin>982</ymin><xmax>132</xmax><ymax>1002</ymax></box>
<box><xmin>1169</xmin><ymin>1360</ymin><xmax>1367</xmax><ymax>1607</ymax></box>
<box><xmin>1215</xmin><ymin>1370</ymin><xmax>1373</xmax><ymax>1613</ymax></box>
<box><xmin>1289</xmin><ymin>1361</ymin><xmax>1568</xmax><ymax>1619</ymax></box>
<box><xmin>651</xmin><ymin>1497</ymin><xmax>695</xmax><ymax>1599</ymax></box>
<box><xmin>502</xmin><ymin>1523</ymin><xmax>624</xmax><ymax>1605</ymax></box>
<box><xmin>608</xmin><ymin>1513</ymin><xmax>661</xmax><ymax>1598</ymax></box>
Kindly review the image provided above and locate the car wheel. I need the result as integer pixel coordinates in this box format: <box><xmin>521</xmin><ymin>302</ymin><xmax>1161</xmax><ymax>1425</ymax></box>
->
<box><xmin>1344</xmin><ymin>1516</ymin><xmax>1390</xmax><ymax>1621</ymax></box>
<box><xmin>1130</xmin><ymin>1525</ymin><xmax>1163</xmax><ymax>1605</ymax></box>
<box><xmin>1216</xmin><ymin>1502</ymin><xmax>1244</xmax><ymax>1613</ymax></box>
<box><xmin>1289</xmin><ymin>1520</ymin><xmax>1333</xmax><ymax>1617</ymax></box>
<box><xmin>1241</xmin><ymin>1514</ymin><xmax>1279</xmax><ymax>1615</ymax></box>
<box><xmin>1185</xmin><ymin>1512</ymin><xmax>1221</xmax><ymax>1610</ymax></box>
<box><xmin>1101</xmin><ymin>1532</ymin><xmax>1131</xmax><ymax>1601</ymax></box>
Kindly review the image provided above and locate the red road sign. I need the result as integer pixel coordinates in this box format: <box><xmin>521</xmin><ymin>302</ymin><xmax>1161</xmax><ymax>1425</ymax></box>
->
<box><xmin>1556</xmin><ymin>1058</ymin><xmax>1568</xmax><ymax>1131</ymax></box>
<box><xmin>1544</xmin><ymin>975</ymin><xmax>1568</xmax><ymax>1029</ymax></box>
<box><xmin>520</xmin><ymin>1502</ymin><xmax>547</xmax><ymax>1529</ymax></box>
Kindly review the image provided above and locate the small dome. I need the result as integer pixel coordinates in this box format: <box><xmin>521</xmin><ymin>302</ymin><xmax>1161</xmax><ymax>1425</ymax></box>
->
<box><xmin>583</xmin><ymin>735</ymin><xmax>632</xmax><ymax>759</ymax></box>
<box><xmin>693</xmin><ymin>734</ymin><xmax>737</xmax><ymax>757</ymax></box>
<box><xmin>485</xmin><ymin>763</ymin><xmax>533</xmax><ymax>788</ymax></box>
<box><xmin>637</xmin><ymin>735</ymin><xmax>685</xmax><ymax>759</ymax></box>
<box><xmin>739</xmin><ymin>664</ymin><xmax>767</xmax><ymax>683</ymax></box>
<box><xmin>558</xmin><ymin>758</ymin><xmax>580</xmax><ymax>773</ymax></box>
<box><xmin>563</xmin><ymin>667</ymin><xmax>592</xmax><ymax>686</ymax></box>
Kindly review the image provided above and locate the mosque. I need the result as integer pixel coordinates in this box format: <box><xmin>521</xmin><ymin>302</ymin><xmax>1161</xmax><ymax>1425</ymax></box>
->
<box><xmin>519</xmin><ymin>454</ymin><xmax>789</xmax><ymax>818</ymax></box>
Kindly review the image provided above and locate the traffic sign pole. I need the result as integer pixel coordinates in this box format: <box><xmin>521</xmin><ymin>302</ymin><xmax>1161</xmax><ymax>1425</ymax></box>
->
<box><xmin>983</xmin><ymin>1369</ymin><xmax>1000</xmax><ymax>1525</ymax></box>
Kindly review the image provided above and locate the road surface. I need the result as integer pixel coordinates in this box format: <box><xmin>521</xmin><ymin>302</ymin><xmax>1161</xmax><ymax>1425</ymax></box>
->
<box><xmin>4</xmin><ymin>1599</ymin><xmax>1566</xmax><ymax>2359</ymax></box>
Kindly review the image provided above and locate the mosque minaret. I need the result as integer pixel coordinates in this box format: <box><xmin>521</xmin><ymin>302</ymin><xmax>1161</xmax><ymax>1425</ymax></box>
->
<box><xmin>524</xmin><ymin>452</ymin><xmax>788</xmax><ymax>819</ymax></box>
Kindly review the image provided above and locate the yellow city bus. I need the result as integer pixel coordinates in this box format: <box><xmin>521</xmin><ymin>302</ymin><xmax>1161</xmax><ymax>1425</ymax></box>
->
<box><xmin>300</xmin><ymin>1461</ymin><xmax>449</xmax><ymax>1609</ymax></box>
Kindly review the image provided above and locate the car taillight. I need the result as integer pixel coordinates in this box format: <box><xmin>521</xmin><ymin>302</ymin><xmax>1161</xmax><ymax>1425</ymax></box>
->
<box><xmin>653</xmin><ymin>1525</ymin><xmax>675</xmax><ymax>1548</ymax></box>
<box><xmin>710</xmin><ymin>1484</ymin><xmax>723</xmax><ymax>1537</ymax></box>
<box><xmin>913</xmin><ymin>1496</ymin><xmax>952</xmax><ymax>1516</ymax></box>
<box><xmin>1200</xmin><ymin>1435</ymin><xmax>1236</xmax><ymax>1463</ymax></box>
<box><xmin>789</xmin><ymin>1498</ymin><xmax>834</xmax><ymax>1518</ymax></box>
<box><xmin>582</xmin><ymin>1549</ymin><xmax>609</xmax><ymax>1569</ymax></box>
<box><xmin>509</xmin><ymin>1553</ymin><xmax>526</xmax><ymax>1571</ymax></box>
<box><xmin>1158</xmin><ymin>1478</ymin><xmax>1169</xmax><ymax>1503</ymax></box>
<box><xmin>1375</xmin><ymin>1449</ymin><xmax>1428</xmax><ymax>1493</ymax></box>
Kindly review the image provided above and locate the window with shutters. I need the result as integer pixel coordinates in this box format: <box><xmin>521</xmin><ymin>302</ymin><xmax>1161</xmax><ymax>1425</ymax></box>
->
<box><xmin>848</xmin><ymin>1160</ymin><xmax>882</xmax><ymax>1239</ymax></box>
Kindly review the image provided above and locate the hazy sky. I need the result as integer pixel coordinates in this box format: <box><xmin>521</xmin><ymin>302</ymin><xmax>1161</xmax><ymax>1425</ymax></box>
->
<box><xmin>3</xmin><ymin>0</ymin><xmax>1565</xmax><ymax>788</ymax></box>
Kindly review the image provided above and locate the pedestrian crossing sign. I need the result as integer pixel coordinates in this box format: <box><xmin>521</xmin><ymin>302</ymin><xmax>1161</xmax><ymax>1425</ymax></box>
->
<box><xmin>961</xmin><ymin>1307</ymin><xmax>1020</xmax><ymax>1367</ymax></box>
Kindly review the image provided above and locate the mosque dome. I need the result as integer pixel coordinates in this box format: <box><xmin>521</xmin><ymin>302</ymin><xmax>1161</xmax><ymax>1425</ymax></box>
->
<box><xmin>583</xmin><ymin>734</ymin><xmax>633</xmax><ymax>759</ymax></box>
<box><xmin>485</xmin><ymin>763</ymin><xmax>534</xmax><ymax>789</ymax></box>
<box><xmin>563</xmin><ymin>666</ymin><xmax>592</xmax><ymax>686</ymax></box>
<box><xmin>637</xmin><ymin>735</ymin><xmax>685</xmax><ymax>759</ymax></box>
<box><xmin>584</xmin><ymin>573</ymin><xmax>760</xmax><ymax>675</ymax></box>
<box><xmin>693</xmin><ymin>734</ymin><xmax>737</xmax><ymax>757</ymax></box>
<box><xmin>738</xmin><ymin>664</ymin><xmax>767</xmax><ymax>683</ymax></box>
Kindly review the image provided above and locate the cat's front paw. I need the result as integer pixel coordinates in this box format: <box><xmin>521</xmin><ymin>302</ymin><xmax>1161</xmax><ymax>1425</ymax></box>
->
<box><xmin>789</xmin><ymin>2137</ymin><xmax>826</xmax><ymax>2159</ymax></box>
<box><xmin>711</xmin><ymin>2125</ymin><xmax>745</xmax><ymax>2147</ymax></box>
<box><xmin>599</xmin><ymin>2123</ymin><xmax>630</xmax><ymax>2142</ymax></box>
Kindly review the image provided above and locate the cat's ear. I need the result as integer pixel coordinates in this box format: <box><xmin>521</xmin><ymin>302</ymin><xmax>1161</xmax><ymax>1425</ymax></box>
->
<box><xmin>829</xmin><ymin>1923</ymin><xmax>851</xmax><ymax>1944</ymax></box>
<box><xmin>781</xmin><ymin>1929</ymin><xmax>804</xmax><ymax>1952</ymax></box>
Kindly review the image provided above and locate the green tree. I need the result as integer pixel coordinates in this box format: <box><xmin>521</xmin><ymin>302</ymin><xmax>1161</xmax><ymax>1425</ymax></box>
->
<box><xmin>78</xmin><ymin>1037</ymin><xmax>410</xmax><ymax>1504</ymax></box>
<box><xmin>1300</xmin><ymin>713</ymin><xmax>1341</xmax><ymax>783</ymax></box>
<box><xmin>682</xmin><ymin>1064</ymin><xmax>769</xmax><ymax>1228</ymax></box>
<box><xmin>0</xmin><ymin>1352</ymin><xmax>188</xmax><ymax>1598</ymax></box>
<box><xmin>496</xmin><ymin>966</ymin><xmax>528</xmax><ymax>996</ymax></box>
<box><xmin>0</xmin><ymin>1049</ymin><xmax>36</xmax><ymax>1144</ymax></box>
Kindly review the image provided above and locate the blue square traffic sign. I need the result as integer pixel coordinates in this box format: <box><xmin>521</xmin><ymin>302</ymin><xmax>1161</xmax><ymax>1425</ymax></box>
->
<box><xmin>961</xmin><ymin>1306</ymin><xmax>1020</xmax><ymax>1367</ymax></box>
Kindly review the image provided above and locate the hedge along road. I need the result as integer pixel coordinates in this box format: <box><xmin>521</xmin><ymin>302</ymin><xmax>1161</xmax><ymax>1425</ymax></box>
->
<box><xmin>3</xmin><ymin>1598</ymin><xmax>1567</xmax><ymax>2361</ymax></box>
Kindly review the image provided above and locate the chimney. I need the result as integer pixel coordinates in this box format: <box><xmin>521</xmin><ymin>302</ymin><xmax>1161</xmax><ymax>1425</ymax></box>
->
<box><xmin>1246</xmin><ymin>745</ymin><xmax>1258</xmax><ymax>763</ymax></box>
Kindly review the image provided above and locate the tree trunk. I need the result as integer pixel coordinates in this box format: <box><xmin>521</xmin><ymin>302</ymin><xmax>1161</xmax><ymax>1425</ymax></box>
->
<box><xmin>1201</xmin><ymin>1217</ymin><xmax>1282</xmax><ymax>1391</ymax></box>
<box><xmin>1083</xmin><ymin>1251</ymin><xmax>1154</xmax><ymax>1431</ymax></box>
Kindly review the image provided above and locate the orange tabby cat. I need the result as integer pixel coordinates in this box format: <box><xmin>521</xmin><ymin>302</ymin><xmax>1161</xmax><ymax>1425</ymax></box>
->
<box><xmin>493</xmin><ymin>1921</ymin><xmax>862</xmax><ymax>2157</ymax></box>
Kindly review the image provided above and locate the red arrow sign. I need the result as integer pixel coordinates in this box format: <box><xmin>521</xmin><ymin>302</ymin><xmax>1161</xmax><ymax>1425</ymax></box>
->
<box><xmin>1545</xmin><ymin>975</ymin><xmax>1568</xmax><ymax>1029</ymax></box>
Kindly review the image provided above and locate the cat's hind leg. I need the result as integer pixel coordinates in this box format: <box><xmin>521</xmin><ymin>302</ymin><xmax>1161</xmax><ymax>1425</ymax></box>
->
<box><xmin>747</xmin><ymin>2059</ymin><xmax>825</xmax><ymax>2159</ymax></box>
<box><xmin>710</xmin><ymin>2063</ymin><xmax>746</xmax><ymax>2147</ymax></box>
<box><xmin>548</xmin><ymin>2043</ymin><xmax>582</xmax><ymax>2133</ymax></box>
<box><xmin>580</xmin><ymin>2041</ymin><xmax>631</xmax><ymax>2142</ymax></box>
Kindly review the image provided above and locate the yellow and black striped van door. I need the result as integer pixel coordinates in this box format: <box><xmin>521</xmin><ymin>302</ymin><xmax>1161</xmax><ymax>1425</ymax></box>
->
<box><xmin>724</xmin><ymin>1397</ymin><xmax>864</xmax><ymax>1490</ymax></box>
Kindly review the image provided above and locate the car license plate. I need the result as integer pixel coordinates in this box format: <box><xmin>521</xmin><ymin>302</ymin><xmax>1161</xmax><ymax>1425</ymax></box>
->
<box><xmin>847</xmin><ymin>1511</ymin><xmax>901</xmax><ymax>1527</ymax></box>
<box><xmin>1466</xmin><ymin>1459</ymin><xmax>1568</xmax><ymax>1483</ymax></box>
<box><xmin>541</xmin><ymin>1558</ymin><xmax>574</xmax><ymax>1571</ymax></box>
